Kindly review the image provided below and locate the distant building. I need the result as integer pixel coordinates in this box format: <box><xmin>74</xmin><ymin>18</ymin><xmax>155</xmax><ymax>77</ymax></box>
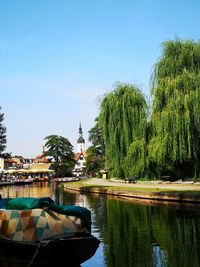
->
<box><xmin>1</xmin><ymin>148</ymin><xmax>53</xmax><ymax>178</ymax></box>
<box><xmin>4</xmin><ymin>157</ymin><xmax>19</xmax><ymax>169</ymax></box>
<box><xmin>0</xmin><ymin>158</ymin><xmax>4</xmax><ymax>172</ymax></box>
<box><xmin>34</xmin><ymin>146</ymin><xmax>51</xmax><ymax>164</ymax></box>
<box><xmin>72</xmin><ymin>123</ymin><xmax>87</xmax><ymax>177</ymax></box>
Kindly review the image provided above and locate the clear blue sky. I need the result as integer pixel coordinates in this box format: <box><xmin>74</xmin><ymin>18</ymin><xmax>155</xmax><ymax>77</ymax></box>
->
<box><xmin>0</xmin><ymin>0</ymin><xmax>200</xmax><ymax>157</ymax></box>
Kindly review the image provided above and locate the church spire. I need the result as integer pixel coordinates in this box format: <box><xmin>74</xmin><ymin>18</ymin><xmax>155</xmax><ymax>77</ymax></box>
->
<box><xmin>79</xmin><ymin>122</ymin><xmax>83</xmax><ymax>137</ymax></box>
<box><xmin>77</xmin><ymin>122</ymin><xmax>85</xmax><ymax>152</ymax></box>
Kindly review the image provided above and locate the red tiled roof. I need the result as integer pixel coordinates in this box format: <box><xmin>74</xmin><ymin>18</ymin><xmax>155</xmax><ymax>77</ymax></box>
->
<box><xmin>4</xmin><ymin>158</ymin><xmax>17</xmax><ymax>164</ymax></box>
<box><xmin>73</xmin><ymin>151</ymin><xmax>87</xmax><ymax>161</ymax></box>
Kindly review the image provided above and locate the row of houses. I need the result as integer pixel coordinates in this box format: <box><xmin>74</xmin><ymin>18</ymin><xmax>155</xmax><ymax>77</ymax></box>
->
<box><xmin>0</xmin><ymin>123</ymin><xmax>87</xmax><ymax>177</ymax></box>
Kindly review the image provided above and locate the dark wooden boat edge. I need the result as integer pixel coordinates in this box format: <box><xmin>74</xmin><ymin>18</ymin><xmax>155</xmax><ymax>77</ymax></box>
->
<box><xmin>0</xmin><ymin>232</ymin><xmax>100</xmax><ymax>266</ymax></box>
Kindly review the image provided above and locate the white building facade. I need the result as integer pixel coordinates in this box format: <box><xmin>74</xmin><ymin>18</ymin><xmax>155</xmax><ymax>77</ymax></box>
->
<box><xmin>72</xmin><ymin>123</ymin><xmax>87</xmax><ymax>177</ymax></box>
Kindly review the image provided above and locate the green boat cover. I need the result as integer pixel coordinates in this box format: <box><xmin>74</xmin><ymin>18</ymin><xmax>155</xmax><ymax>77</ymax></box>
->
<box><xmin>0</xmin><ymin>197</ymin><xmax>91</xmax><ymax>232</ymax></box>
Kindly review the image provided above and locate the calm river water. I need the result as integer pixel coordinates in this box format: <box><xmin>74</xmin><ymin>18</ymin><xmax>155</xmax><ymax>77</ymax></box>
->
<box><xmin>1</xmin><ymin>182</ymin><xmax>200</xmax><ymax>267</ymax></box>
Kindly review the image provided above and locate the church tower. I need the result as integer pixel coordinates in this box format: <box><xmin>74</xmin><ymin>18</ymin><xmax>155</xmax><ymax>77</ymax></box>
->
<box><xmin>77</xmin><ymin>122</ymin><xmax>85</xmax><ymax>153</ymax></box>
<box><xmin>73</xmin><ymin>122</ymin><xmax>87</xmax><ymax>177</ymax></box>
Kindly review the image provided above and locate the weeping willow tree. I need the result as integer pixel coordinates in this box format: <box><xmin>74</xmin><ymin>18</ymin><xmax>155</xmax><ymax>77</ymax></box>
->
<box><xmin>149</xmin><ymin>39</ymin><xmax>200</xmax><ymax>178</ymax></box>
<box><xmin>99</xmin><ymin>83</ymin><xmax>148</xmax><ymax>178</ymax></box>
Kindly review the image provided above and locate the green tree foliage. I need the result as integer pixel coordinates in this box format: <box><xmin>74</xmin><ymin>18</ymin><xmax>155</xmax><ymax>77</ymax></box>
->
<box><xmin>99</xmin><ymin>83</ymin><xmax>148</xmax><ymax>178</ymax></box>
<box><xmin>44</xmin><ymin>135</ymin><xmax>75</xmax><ymax>177</ymax></box>
<box><xmin>84</xmin><ymin>146</ymin><xmax>103</xmax><ymax>177</ymax></box>
<box><xmin>149</xmin><ymin>39</ymin><xmax>200</xmax><ymax>178</ymax></box>
<box><xmin>85</xmin><ymin>118</ymin><xmax>105</xmax><ymax>177</ymax></box>
<box><xmin>88</xmin><ymin>117</ymin><xmax>105</xmax><ymax>158</ymax></box>
<box><xmin>0</xmin><ymin>107</ymin><xmax>6</xmax><ymax>154</ymax></box>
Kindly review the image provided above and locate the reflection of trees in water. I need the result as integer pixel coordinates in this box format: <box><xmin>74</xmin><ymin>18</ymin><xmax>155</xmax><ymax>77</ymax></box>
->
<box><xmin>84</xmin><ymin>194</ymin><xmax>106</xmax><ymax>241</ymax></box>
<box><xmin>85</xmin><ymin>195</ymin><xmax>200</xmax><ymax>267</ymax></box>
<box><xmin>60</xmin><ymin>189</ymin><xmax>80</xmax><ymax>206</ymax></box>
<box><xmin>1</xmin><ymin>182</ymin><xmax>53</xmax><ymax>199</ymax></box>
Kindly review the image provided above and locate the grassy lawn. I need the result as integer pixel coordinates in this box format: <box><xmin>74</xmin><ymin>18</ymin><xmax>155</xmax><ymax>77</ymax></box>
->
<box><xmin>62</xmin><ymin>180</ymin><xmax>200</xmax><ymax>194</ymax></box>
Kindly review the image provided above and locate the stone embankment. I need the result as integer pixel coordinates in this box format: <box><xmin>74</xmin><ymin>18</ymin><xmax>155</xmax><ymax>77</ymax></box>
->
<box><xmin>64</xmin><ymin>178</ymin><xmax>200</xmax><ymax>204</ymax></box>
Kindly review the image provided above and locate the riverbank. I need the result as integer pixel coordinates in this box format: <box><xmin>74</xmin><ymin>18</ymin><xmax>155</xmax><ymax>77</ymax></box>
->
<box><xmin>63</xmin><ymin>178</ymin><xmax>200</xmax><ymax>204</ymax></box>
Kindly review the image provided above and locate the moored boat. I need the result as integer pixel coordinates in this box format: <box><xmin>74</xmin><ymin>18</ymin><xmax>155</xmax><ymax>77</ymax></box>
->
<box><xmin>0</xmin><ymin>197</ymin><xmax>100</xmax><ymax>266</ymax></box>
<box><xmin>0</xmin><ymin>180</ymin><xmax>15</xmax><ymax>186</ymax></box>
<box><xmin>14</xmin><ymin>178</ymin><xmax>34</xmax><ymax>185</ymax></box>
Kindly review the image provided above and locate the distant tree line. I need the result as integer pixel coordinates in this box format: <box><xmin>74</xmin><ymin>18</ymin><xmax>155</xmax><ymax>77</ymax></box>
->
<box><xmin>86</xmin><ymin>39</ymin><xmax>200</xmax><ymax>180</ymax></box>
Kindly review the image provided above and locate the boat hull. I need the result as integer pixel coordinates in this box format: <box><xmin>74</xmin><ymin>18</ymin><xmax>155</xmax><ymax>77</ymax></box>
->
<box><xmin>0</xmin><ymin>232</ymin><xmax>100</xmax><ymax>266</ymax></box>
